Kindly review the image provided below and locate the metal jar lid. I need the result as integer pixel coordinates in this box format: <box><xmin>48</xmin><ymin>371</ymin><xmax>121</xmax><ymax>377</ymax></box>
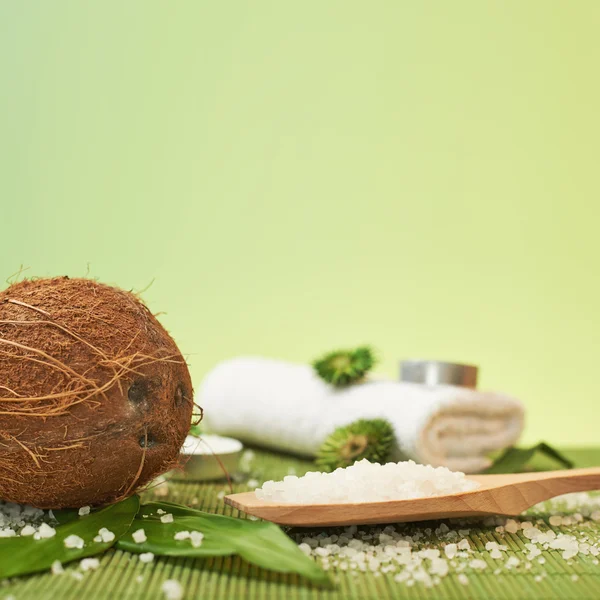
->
<box><xmin>400</xmin><ymin>359</ymin><xmax>478</xmax><ymax>388</ymax></box>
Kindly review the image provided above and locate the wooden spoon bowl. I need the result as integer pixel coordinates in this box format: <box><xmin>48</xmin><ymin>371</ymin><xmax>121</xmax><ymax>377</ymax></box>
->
<box><xmin>225</xmin><ymin>467</ymin><xmax>600</xmax><ymax>527</ymax></box>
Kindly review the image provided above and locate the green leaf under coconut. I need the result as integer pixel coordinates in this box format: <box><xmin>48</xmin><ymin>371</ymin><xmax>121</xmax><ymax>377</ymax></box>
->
<box><xmin>485</xmin><ymin>442</ymin><xmax>574</xmax><ymax>474</ymax></box>
<box><xmin>316</xmin><ymin>418</ymin><xmax>395</xmax><ymax>472</ymax></box>
<box><xmin>189</xmin><ymin>423</ymin><xmax>203</xmax><ymax>437</ymax></box>
<box><xmin>0</xmin><ymin>495</ymin><xmax>139</xmax><ymax>580</ymax></box>
<box><xmin>312</xmin><ymin>346</ymin><xmax>376</xmax><ymax>387</ymax></box>
<box><xmin>117</xmin><ymin>501</ymin><xmax>330</xmax><ymax>586</ymax></box>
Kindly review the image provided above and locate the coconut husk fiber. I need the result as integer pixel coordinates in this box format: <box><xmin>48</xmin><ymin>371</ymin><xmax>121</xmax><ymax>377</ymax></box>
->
<box><xmin>0</xmin><ymin>276</ymin><xmax>194</xmax><ymax>508</ymax></box>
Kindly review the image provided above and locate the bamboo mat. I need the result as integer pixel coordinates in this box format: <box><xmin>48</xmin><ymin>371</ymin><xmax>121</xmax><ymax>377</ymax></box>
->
<box><xmin>3</xmin><ymin>448</ymin><xmax>599</xmax><ymax>600</ymax></box>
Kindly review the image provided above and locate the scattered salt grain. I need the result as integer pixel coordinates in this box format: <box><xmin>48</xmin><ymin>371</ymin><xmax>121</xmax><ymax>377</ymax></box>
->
<box><xmin>458</xmin><ymin>573</ymin><xmax>469</xmax><ymax>586</ymax></box>
<box><xmin>64</xmin><ymin>534</ymin><xmax>84</xmax><ymax>549</ymax></box>
<box><xmin>139</xmin><ymin>552</ymin><xmax>155</xmax><ymax>563</ymax></box>
<box><xmin>162</xmin><ymin>579</ymin><xmax>184</xmax><ymax>600</ymax></box>
<box><xmin>504</xmin><ymin>519</ymin><xmax>520</xmax><ymax>534</ymax></box>
<box><xmin>190</xmin><ymin>531</ymin><xmax>204</xmax><ymax>548</ymax></box>
<box><xmin>79</xmin><ymin>558</ymin><xmax>100</xmax><ymax>571</ymax></box>
<box><xmin>457</xmin><ymin>539</ymin><xmax>470</xmax><ymax>551</ymax></box>
<box><xmin>34</xmin><ymin>523</ymin><xmax>56</xmax><ymax>540</ymax></box>
<box><xmin>444</xmin><ymin>543</ymin><xmax>457</xmax><ymax>559</ymax></box>
<box><xmin>95</xmin><ymin>527</ymin><xmax>115</xmax><ymax>543</ymax></box>
<box><xmin>132</xmin><ymin>529</ymin><xmax>147</xmax><ymax>544</ymax></box>
<box><xmin>51</xmin><ymin>560</ymin><xmax>64</xmax><ymax>575</ymax></box>
<box><xmin>160</xmin><ymin>513</ymin><xmax>174</xmax><ymax>524</ymax></box>
<box><xmin>78</xmin><ymin>506</ymin><xmax>91</xmax><ymax>517</ymax></box>
<box><xmin>20</xmin><ymin>525</ymin><xmax>36</xmax><ymax>536</ymax></box>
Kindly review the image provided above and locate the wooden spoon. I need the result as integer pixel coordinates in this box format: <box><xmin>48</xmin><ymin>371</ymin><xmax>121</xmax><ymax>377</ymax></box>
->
<box><xmin>225</xmin><ymin>467</ymin><xmax>600</xmax><ymax>527</ymax></box>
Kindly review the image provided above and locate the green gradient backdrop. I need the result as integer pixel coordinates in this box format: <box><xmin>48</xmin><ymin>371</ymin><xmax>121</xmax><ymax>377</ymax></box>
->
<box><xmin>1</xmin><ymin>2</ymin><xmax>599</xmax><ymax>445</ymax></box>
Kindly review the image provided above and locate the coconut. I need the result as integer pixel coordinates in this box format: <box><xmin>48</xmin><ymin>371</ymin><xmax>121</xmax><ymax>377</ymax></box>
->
<box><xmin>0</xmin><ymin>277</ymin><xmax>194</xmax><ymax>508</ymax></box>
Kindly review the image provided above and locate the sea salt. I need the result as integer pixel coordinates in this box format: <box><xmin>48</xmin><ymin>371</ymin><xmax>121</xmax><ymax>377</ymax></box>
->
<box><xmin>34</xmin><ymin>523</ymin><xmax>56</xmax><ymax>540</ymax></box>
<box><xmin>139</xmin><ymin>552</ymin><xmax>155</xmax><ymax>563</ymax></box>
<box><xmin>162</xmin><ymin>579</ymin><xmax>184</xmax><ymax>600</ymax></box>
<box><xmin>94</xmin><ymin>527</ymin><xmax>115</xmax><ymax>543</ymax></box>
<box><xmin>20</xmin><ymin>525</ymin><xmax>36</xmax><ymax>536</ymax></box>
<box><xmin>255</xmin><ymin>459</ymin><xmax>479</xmax><ymax>504</ymax></box>
<box><xmin>78</xmin><ymin>506</ymin><xmax>91</xmax><ymax>517</ymax></box>
<box><xmin>51</xmin><ymin>560</ymin><xmax>64</xmax><ymax>575</ymax></box>
<box><xmin>79</xmin><ymin>558</ymin><xmax>100</xmax><ymax>571</ymax></box>
<box><xmin>132</xmin><ymin>529</ymin><xmax>147</xmax><ymax>544</ymax></box>
<box><xmin>64</xmin><ymin>534</ymin><xmax>84</xmax><ymax>549</ymax></box>
<box><xmin>160</xmin><ymin>514</ymin><xmax>174</xmax><ymax>524</ymax></box>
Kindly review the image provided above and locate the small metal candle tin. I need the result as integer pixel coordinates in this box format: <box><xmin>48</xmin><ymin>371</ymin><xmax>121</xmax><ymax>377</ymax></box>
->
<box><xmin>400</xmin><ymin>360</ymin><xmax>478</xmax><ymax>388</ymax></box>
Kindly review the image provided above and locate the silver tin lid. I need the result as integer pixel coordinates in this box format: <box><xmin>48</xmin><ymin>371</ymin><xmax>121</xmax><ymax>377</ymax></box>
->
<box><xmin>400</xmin><ymin>359</ymin><xmax>478</xmax><ymax>388</ymax></box>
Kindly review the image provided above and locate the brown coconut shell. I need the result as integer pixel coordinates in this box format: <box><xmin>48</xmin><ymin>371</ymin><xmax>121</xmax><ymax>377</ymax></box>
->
<box><xmin>0</xmin><ymin>277</ymin><xmax>194</xmax><ymax>508</ymax></box>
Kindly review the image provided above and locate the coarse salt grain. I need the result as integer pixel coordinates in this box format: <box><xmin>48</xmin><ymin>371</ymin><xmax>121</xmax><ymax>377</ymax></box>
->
<box><xmin>79</xmin><ymin>558</ymin><xmax>100</xmax><ymax>571</ymax></box>
<box><xmin>160</xmin><ymin>514</ymin><xmax>174</xmax><ymax>524</ymax></box>
<box><xmin>95</xmin><ymin>527</ymin><xmax>115</xmax><ymax>543</ymax></box>
<box><xmin>20</xmin><ymin>525</ymin><xmax>36</xmax><ymax>536</ymax></box>
<box><xmin>444</xmin><ymin>543</ymin><xmax>457</xmax><ymax>559</ymax></box>
<box><xmin>78</xmin><ymin>506</ymin><xmax>91</xmax><ymax>517</ymax></box>
<box><xmin>162</xmin><ymin>579</ymin><xmax>184</xmax><ymax>600</ymax></box>
<box><xmin>132</xmin><ymin>529</ymin><xmax>147</xmax><ymax>544</ymax></box>
<box><xmin>255</xmin><ymin>459</ymin><xmax>479</xmax><ymax>504</ymax></box>
<box><xmin>51</xmin><ymin>560</ymin><xmax>64</xmax><ymax>575</ymax></box>
<box><xmin>469</xmin><ymin>559</ymin><xmax>487</xmax><ymax>570</ymax></box>
<box><xmin>139</xmin><ymin>552</ymin><xmax>155</xmax><ymax>563</ymax></box>
<box><xmin>64</xmin><ymin>534</ymin><xmax>85</xmax><ymax>549</ymax></box>
<box><xmin>34</xmin><ymin>523</ymin><xmax>56</xmax><ymax>540</ymax></box>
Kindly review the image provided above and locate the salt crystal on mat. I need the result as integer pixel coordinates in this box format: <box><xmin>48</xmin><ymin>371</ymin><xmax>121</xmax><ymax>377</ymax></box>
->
<box><xmin>504</xmin><ymin>519</ymin><xmax>520</xmax><ymax>534</ymax></box>
<box><xmin>162</xmin><ymin>579</ymin><xmax>184</xmax><ymax>600</ymax></box>
<box><xmin>51</xmin><ymin>560</ymin><xmax>64</xmax><ymax>575</ymax></box>
<box><xmin>255</xmin><ymin>459</ymin><xmax>479</xmax><ymax>504</ymax></box>
<box><xmin>139</xmin><ymin>552</ymin><xmax>154</xmax><ymax>563</ymax></box>
<box><xmin>457</xmin><ymin>539</ymin><xmax>470</xmax><ymax>551</ymax></box>
<box><xmin>79</xmin><ymin>558</ymin><xmax>100</xmax><ymax>571</ymax></box>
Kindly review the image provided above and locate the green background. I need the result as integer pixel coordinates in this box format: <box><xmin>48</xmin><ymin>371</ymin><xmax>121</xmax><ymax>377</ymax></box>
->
<box><xmin>1</xmin><ymin>2</ymin><xmax>599</xmax><ymax>445</ymax></box>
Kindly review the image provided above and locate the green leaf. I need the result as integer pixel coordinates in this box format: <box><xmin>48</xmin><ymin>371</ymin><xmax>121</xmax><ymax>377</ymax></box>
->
<box><xmin>0</xmin><ymin>495</ymin><xmax>139</xmax><ymax>580</ymax></box>
<box><xmin>484</xmin><ymin>442</ymin><xmax>574</xmax><ymax>474</ymax></box>
<box><xmin>117</xmin><ymin>502</ymin><xmax>330</xmax><ymax>586</ymax></box>
<box><xmin>189</xmin><ymin>423</ymin><xmax>203</xmax><ymax>437</ymax></box>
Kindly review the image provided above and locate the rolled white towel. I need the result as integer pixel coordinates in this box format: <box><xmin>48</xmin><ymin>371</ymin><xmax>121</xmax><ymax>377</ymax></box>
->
<box><xmin>199</xmin><ymin>357</ymin><xmax>525</xmax><ymax>473</ymax></box>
